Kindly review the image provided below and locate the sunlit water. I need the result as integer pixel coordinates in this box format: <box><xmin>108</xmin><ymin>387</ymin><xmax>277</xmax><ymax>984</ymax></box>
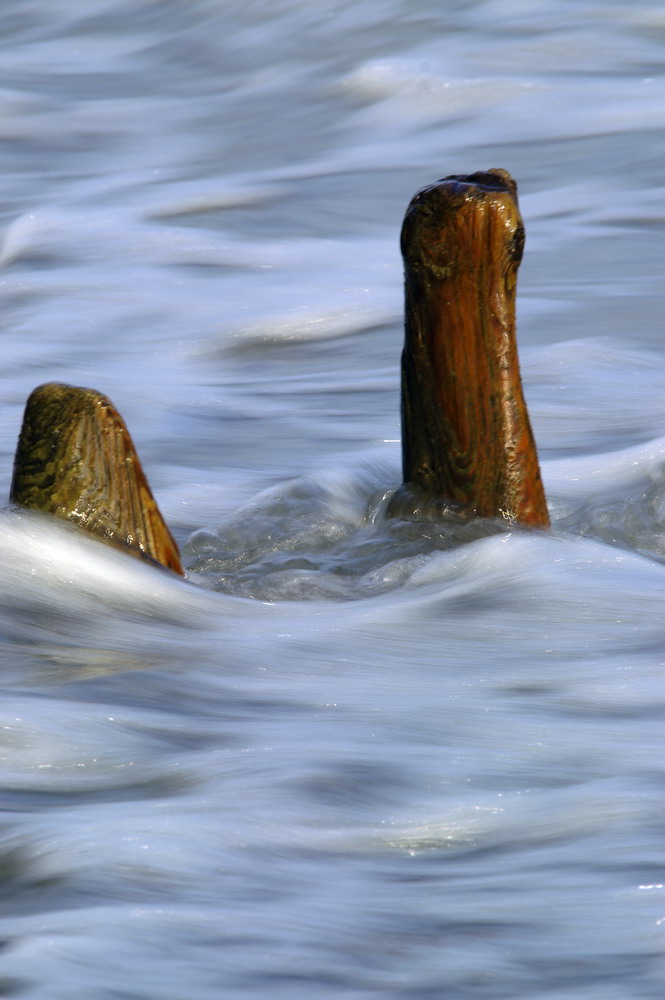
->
<box><xmin>0</xmin><ymin>2</ymin><xmax>664</xmax><ymax>998</ymax></box>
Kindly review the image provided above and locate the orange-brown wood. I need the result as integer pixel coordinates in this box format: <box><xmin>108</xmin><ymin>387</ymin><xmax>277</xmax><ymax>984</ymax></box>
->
<box><xmin>10</xmin><ymin>383</ymin><xmax>184</xmax><ymax>574</ymax></box>
<box><xmin>398</xmin><ymin>168</ymin><xmax>549</xmax><ymax>527</ymax></box>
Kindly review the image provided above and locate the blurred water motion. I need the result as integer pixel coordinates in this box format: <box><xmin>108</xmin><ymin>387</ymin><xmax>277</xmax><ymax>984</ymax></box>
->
<box><xmin>0</xmin><ymin>2</ymin><xmax>664</xmax><ymax>998</ymax></box>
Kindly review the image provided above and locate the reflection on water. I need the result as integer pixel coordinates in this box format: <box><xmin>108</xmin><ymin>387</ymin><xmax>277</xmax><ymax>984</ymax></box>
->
<box><xmin>0</xmin><ymin>1</ymin><xmax>664</xmax><ymax>998</ymax></box>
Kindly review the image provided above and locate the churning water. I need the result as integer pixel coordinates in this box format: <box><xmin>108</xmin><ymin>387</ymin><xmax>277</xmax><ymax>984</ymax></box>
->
<box><xmin>0</xmin><ymin>1</ymin><xmax>663</xmax><ymax>997</ymax></box>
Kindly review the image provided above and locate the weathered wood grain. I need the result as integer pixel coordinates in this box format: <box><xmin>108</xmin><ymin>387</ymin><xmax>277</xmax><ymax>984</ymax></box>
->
<box><xmin>397</xmin><ymin>168</ymin><xmax>549</xmax><ymax>527</ymax></box>
<box><xmin>10</xmin><ymin>383</ymin><xmax>184</xmax><ymax>574</ymax></box>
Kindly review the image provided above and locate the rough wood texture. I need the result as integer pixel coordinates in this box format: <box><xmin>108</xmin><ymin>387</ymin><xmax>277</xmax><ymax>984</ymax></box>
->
<box><xmin>10</xmin><ymin>383</ymin><xmax>184</xmax><ymax>575</ymax></box>
<box><xmin>399</xmin><ymin>168</ymin><xmax>549</xmax><ymax>527</ymax></box>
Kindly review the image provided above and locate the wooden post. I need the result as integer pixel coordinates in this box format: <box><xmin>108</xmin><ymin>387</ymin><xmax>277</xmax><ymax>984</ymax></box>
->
<box><xmin>10</xmin><ymin>383</ymin><xmax>184</xmax><ymax>574</ymax></box>
<box><xmin>398</xmin><ymin>169</ymin><xmax>549</xmax><ymax>527</ymax></box>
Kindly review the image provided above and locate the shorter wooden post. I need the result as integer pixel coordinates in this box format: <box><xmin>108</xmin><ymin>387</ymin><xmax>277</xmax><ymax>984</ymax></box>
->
<box><xmin>10</xmin><ymin>383</ymin><xmax>184</xmax><ymax>574</ymax></box>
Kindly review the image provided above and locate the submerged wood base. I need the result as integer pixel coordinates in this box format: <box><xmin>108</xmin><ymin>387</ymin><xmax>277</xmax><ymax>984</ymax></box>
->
<box><xmin>398</xmin><ymin>168</ymin><xmax>549</xmax><ymax>528</ymax></box>
<box><xmin>10</xmin><ymin>383</ymin><xmax>184</xmax><ymax>575</ymax></box>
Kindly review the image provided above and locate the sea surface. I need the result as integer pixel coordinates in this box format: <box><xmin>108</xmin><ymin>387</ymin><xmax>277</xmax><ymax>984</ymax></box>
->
<box><xmin>0</xmin><ymin>1</ymin><xmax>664</xmax><ymax>997</ymax></box>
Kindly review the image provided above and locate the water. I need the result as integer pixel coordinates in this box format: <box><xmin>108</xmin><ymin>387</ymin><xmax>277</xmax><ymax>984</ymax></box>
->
<box><xmin>0</xmin><ymin>1</ymin><xmax>664</xmax><ymax>997</ymax></box>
